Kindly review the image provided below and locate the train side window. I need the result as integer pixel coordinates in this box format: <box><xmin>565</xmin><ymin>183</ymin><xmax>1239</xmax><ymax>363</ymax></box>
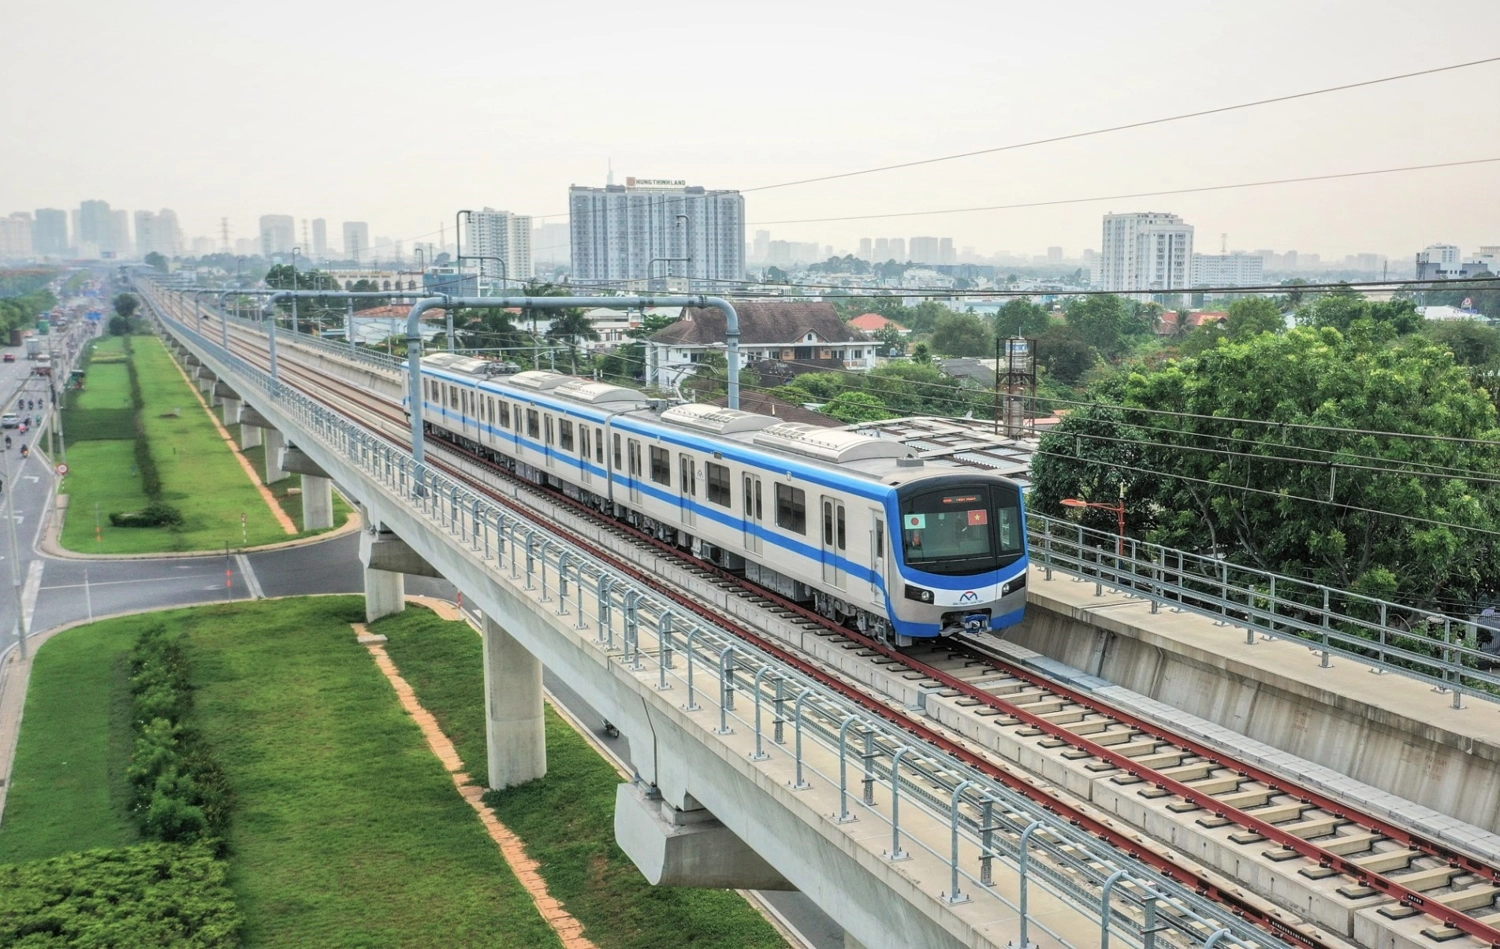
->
<box><xmin>628</xmin><ymin>440</ymin><xmax>641</xmax><ymax>476</ymax></box>
<box><xmin>596</xmin><ymin>428</ymin><xmax>604</xmax><ymax>464</ymax></box>
<box><xmin>487</xmin><ymin>397</ymin><xmax>495</xmax><ymax>425</ymax></box>
<box><xmin>613</xmin><ymin>433</ymin><xmax>622</xmax><ymax>470</ymax></box>
<box><xmin>706</xmin><ymin>463</ymin><xmax>730</xmax><ymax>507</ymax></box>
<box><xmin>544</xmin><ymin>416</ymin><xmax>554</xmax><ymax>445</ymax></box>
<box><xmin>526</xmin><ymin>409</ymin><xmax>539</xmax><ymax>439</ymax></box>
<box><xmin>649</xmin><ymin>446</ymin><xmax>671</xmax><ymax>485</ymax></box>
<box><xmin>755</xmin><ymin>480</ymin><xmax>763</xmax><ymax>520</ymax></box>
<box><xmin>875</xmin><ymin>520</ymin><xmax>884</xmax><ymax>559</ymax></box>
<box><xmin>837</xmin><ymin>506</ymin><xmax>846</xmax><ymax>550</ymax></box>
<box><xmin>679</xmin><ymin>455</ymin><xmax>695</xmax><ymax>495</ymax></box>
<box><xmin>559</xmin><ymin>419</ymin><xmax>574</xmax><ymax>452</ymax></box>
<box><xmin>498</xmin><ymin>401</ymin><xmax>510</xmax><ymax>429</ymax></box>
<box><xmin>449</xmin><ymin>386</ymin><xmax>458</xmax><ymax>409</ymax></box>
<box><xmin>822</xmin><ymin>501</ymin><xmax>833</xmax><ymax>545</ymax></box>
<box><xmin>776</xmin><ymin>484</ymin><xmax>806</xmax><ymax>535</ymax></box>
<box><xmin>579</xmin><ymin>425</ymin><xmax>589</xmax><ymax>459</ymax></box>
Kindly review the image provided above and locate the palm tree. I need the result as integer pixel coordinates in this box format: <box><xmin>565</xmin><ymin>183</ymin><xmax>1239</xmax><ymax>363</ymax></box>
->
<box><xmin>545</xmin><ymin>309</ymin><xmax>599</xmax><ymax>373</ymax></box>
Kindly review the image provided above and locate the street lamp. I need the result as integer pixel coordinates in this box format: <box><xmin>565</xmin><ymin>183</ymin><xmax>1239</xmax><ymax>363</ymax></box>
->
<box><xmin>1060</xmin><ymin>484</ymin><xmax>1126</xmax><ymax>556</ymax></box>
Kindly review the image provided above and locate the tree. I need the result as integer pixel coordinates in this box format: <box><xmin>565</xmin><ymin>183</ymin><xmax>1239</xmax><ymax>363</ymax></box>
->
<box><xmin>1064</xmin><ymin>294</ymin><xmax>1149</xmax><ymax>358</ymax></box>
<box><xmin>1035</xmin><ymin>324</ymin><xmax>1095</xmax><ymax>384</ymax></box>
<box><xmin>114</xmin><ymin>293</ymin><xmax>140</xmax><ymax>320</ymax></box>
<box><xmin>822</xmin><ymin>391</ymin><xmax>896</xmax><ymax>424</ymax></box>
<box><xmin>875</xmin><ymin>324</ymin><xmax>907</xmax><ymax>357</ymax></box>
<box><xmin>929</xmin><ymin>311</ymin><xmax>994</xmax><ymax>357</ymax></box>
<box><xmin>1031</xmin><ymin>327</ymin><xmax>1500</xmax><ymax>610</ymax></box>
<box><xmin>1297</xmin><ymin>291</ymin><xmax>1421</xmax><ymax>335</ymax></box>
<box><xmin>1223</xmin><ymin>296</ymin><xmax>1285</xmax><ymax>341</ymax></box>
<box><xmin>144</xmin><ymin>251</ymin><xmax>168</xmax><ymax>272</ymax></box>
<box><xmin>1424</xmin><ymin>319</ymin><xmax>1500</xmax><ymax>368</ymax></box>
<box><xmin>994</xmin><ymin>299</ymin><xmax>1052</xmax><ymax>339</ymax></box>
<box><xmin>545</xmin><ymin>310</ymin><xmax>599</xmax><ymax>372</ymax></box>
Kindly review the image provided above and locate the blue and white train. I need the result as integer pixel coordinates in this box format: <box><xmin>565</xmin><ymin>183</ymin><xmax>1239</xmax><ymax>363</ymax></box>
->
<box><xmin>411</xmin><ymin>354</ymin><xmax>1028</xmax><ymax>645</ymax></box>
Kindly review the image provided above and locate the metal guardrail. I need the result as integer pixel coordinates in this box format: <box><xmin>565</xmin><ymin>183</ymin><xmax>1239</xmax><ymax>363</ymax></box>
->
<box><xmin>145</xmin><ymin>285</ymin><xmax>1277</xmax><ymax>949</ymax></box>
<box><xmin>1027</xmin><ymin>516</ymin><xmax>1498</xmax><ymax>708</ymax></box>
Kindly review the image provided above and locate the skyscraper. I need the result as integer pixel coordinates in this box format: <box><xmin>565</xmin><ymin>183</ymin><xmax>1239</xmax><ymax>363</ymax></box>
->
<box><xmin>135</xmin><ymin>210</ymin><xmax>159</xmax><ymax>256</ymax></box>
<box><xmin>569</xmin><ymin>178</ymin><xmax>745</xmax><ymax>286</ymax></box>
<box><xmin>909</xmin><ymin>236</ymin><xmax>940</xmax><ymax>264</ymax></box>
<box><xmin>312</xmin><ymin>219</ymin><xmax>328</xmax><ymax>259</ymax></box>
<box><xmin>109</xmin><ymin>210</ymin><xmax>133</xmax><ymax>258</ymax></box>
<box><xmin>259</xmin><ymin>214</ymin><xmax>295</xmax><ymax>257</ymax></box>
<box><xmin>1098</xmin><ymin>212</ymin><xmax>1194</xmax><ymax>295</ymax></box>
<box><xmin>873</xmin><ymin>238</ymin><xmax>890</xmax><ymax>261</ymax></box>
<box><xmin>858</xmin><ymin>237</ymin><xmax>872</xmax><ymax>261</ymax></box>
<box><xmin>532</xmin><ymin>222</ymin><xmax>570</xmax><ymax>268</ymax></box>
<box><xmin>466</xmin><ymin>208</ymin><xmax>534</xmax><ymax>285</ymax></box>
<box><xmin>0</xmin><ymin>213</ymin><xmax>35</xmax><ymax>259</ymax></box>
<box><xmin>77</xmin><ymin>200</ymin><xmax>113</xmax><ymax>255</ymax></box>
<box><xmin>940</xmin><ymin>238</ymin><xmax>955</xmax><ymax>266</ymax></box>
<box><xmin>33</xmin><ymin>209</ymin><xmax>68</xmax><ymax>255</ymax></box>
<box><xmin>890</xmin><ymin>237</ymin><xmax>906</xmax><ymax>262</ymax></box>
<box><xmin>157</xmin><ymin>209</ymin><xmax>182</xmax><ymax>257</ymax></box>
<box><xmin>135</xmin><ymin>209</ymin><xmax>183</xmax><ymax>257</ymax></box>
<box><xmin>342</xmin><ymin>222</ymin><xmax>369</xmax><ymax>263</ymax></box>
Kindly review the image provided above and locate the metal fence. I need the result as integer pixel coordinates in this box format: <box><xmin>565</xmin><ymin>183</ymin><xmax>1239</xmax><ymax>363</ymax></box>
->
<box><xmin>146</xmin><ymin>285</ymin><xmax>1278</xmax><ymax>949</ymax></box>
<box><xmin>1027</xmin><ymin>515</ymin><xmax>1498</xmax><ymax>707</ymax></box>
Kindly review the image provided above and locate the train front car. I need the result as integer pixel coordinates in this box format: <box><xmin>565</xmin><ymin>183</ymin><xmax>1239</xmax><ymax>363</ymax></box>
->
<box><xmin>888</xmin><ymin>474</ymin><xmax>1028</xmax><ymax>642</ymax></box>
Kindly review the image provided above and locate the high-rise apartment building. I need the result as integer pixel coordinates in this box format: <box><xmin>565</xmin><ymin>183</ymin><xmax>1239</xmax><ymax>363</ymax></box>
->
<box><xmin>751</xmin><ymin>230</ymin><xmax>771</xmax><ymax>263</ymax></box>
<box><xmin>858</xmin><ymin>237</ymin><xmax>872</xmax><ymax>261</ymax></box>
<box><xmin>76</xmin><ymin>200</ymin><xmax>113</xmax><ymax>255</ymax></box>
<box><xmin>909</xmin><ymin>236</ymin><xmax>940</xmax><ymax>264</ymax></box>
<box><xmin>109</xmin><ymin>210</ymin><xmax>133</xmax><ymax>258</ymax></box>
<box><xmin>134</xmin><ymin>209</ymin><xmax>182</xmax><ymax>258</ymax></box>
<box><xmin>466</xmin><ymin>208</ymin><xmax>533</xmax><ymax>285</ymax></box>
<box><xmin>940</xmin><ymin>238</ymin><xmax>955</xmax><ymax>266</ymax></box>
<box><xmin>1099</xmin><ymin>212</ymin><xmax>1194</xmax><ymax>294</ymax></box>
<box><xmin>532</xmin><ymin>222</ymin><xmax>569</xmax><ymax>268</ymax></box>
<box><xmin>569</xmin><ymin>178</ymin><xmax>745</xmax><ymax>287</ymax></box>
<box><xmin>1423</xmin><ymin>243</ymin><xmax>1460</xmax><ymax>267</ymax></box>
<box><xmin>33</xmin><ymin>209</ymin><xmax>68</xmax><ymax>255</ymax></box>
<box><xmin>0</xmin><ymin>213</ymin><xmax>35</xmax><ymax>259</ymax></box>
<box><xmin>342</xmin><ymin>222</ymin><xmax>370</xmax><ymax>263</ymax></box>
<box><xmin>873</xmin><ymin>238</ymin><xmax>890</xmax><ymax>261</ymax></box>
<box><xmin>259</xmin><ymin>214</ymin><xmax>295</xmax><ymax>257</ymax></box>
<box><xmin>890</xmin><ymin>237</ymin><xmax>906</xmax><ymax>262</ymax></box>
<box><xmin>1190</xmin><ymin>251</ymin><xmax>1264</xmax><ymax>288</ymax></box>
<box><xmin>312</xmin><ymin>219</ymin><xmax>328</xmax><ymax>259</ymax></box>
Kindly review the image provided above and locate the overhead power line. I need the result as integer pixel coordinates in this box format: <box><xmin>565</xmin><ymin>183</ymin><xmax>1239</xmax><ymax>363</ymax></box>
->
<box><xmin>741</xmin><ymin>55</ymin><xmax>1500</xmax><ymax>193</ymax></box>
<box><xmin>745</xmin><ymin>157</ymin><xmax>1500</xmax><ymax>226</ymax></box>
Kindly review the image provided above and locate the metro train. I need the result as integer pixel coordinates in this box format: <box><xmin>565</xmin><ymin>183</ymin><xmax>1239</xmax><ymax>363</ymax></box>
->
<box><xmin>410</xmin><ymin>353</ymin><xmax>1028</xmax><ymax>644</ymax></box>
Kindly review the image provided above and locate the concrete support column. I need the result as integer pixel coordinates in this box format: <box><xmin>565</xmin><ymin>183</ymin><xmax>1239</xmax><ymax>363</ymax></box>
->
<box><xmin>482</xmin><ymin>612</ymin><xmax>547</xmax><ymax>789</ymax></box>
<box><xmin>240</xmin><ymin>423</ymin><xmax>262</xmax><ymax>449</ymax></box>
<box><xmin>221</xmin><ymin>396</ymin><xmax>243</xmax><ymax>426</ymax></box>
<box><xmin>364</xmin><ymin>566</ymin><xmax>405</xmax><ymax>623</ymax></box>
<box><xmin>264</xmin><ymin>428</ymin><xmax>287</xmax><ymax>484</ymax></box>
<box><xmin>301</xmin><ymin>475</ymin><xmax>334</xmax><ymax>530</ymax></box>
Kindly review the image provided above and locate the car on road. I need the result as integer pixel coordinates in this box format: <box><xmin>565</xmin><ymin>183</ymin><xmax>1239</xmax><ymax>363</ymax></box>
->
<box><xmin>0</xmin><ymin>413</ymin><xmax>18</xmax><ymax>429</ymax></box>
<box><xmin>1</xmin><ymin>353</ymin><xmax>13</xmax><ymax>362</ymax></box>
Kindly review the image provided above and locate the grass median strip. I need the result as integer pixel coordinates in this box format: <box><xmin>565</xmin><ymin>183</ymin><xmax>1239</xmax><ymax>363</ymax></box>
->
<box><xmin>0</xmin><ymin>598</ymin><xmax>563</xmax><ymax>947</ymax></box>
<box><xmin>373</xmin><ymin>605</ymin><xmax>788</xmax><ymax>949</ymax></box>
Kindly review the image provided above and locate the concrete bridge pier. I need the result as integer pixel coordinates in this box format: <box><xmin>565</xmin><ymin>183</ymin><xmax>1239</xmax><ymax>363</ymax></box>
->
<box><xmin>215</xmin><ymin>381</ymin><xmax>242</xmax><ymax>426</ymax></box>
<box><xmin>481</xmin><ymin>612</ymin><xmax>547</xmax><ymax>789</ymax></box>
<box><xmin>195</xmin><ymin>366</ymin><xmax>216</xmax><ymax>402</ymax></box>
<box><xmin>281</xmin><ymin>445</ymin><xmax>334</xmax><ymax>530</ymax></box>
<box><xmin>239</xmin><ymin>404</ymin><xmax>276</xmax><ymax>451</ymax></box>
<box><xmin>614</xmin><ymin>784</ymin><xmax>792</xmax><ymax>891</ymax></box>
<box><xmin>263</xmin><ymin>428</ymin><xmax>287</xmax><ymax>484</ymax></box>
<box><xmin>358</xmin><ymin>522</ymin><xmax>443</xmax><ymax>623</ymax></box>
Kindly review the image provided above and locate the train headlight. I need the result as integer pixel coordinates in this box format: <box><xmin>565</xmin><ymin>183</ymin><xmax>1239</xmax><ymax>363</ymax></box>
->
<box><xmin>904</xmin><ymin>584</ymin><xmax>934</xmax><ymax>603</ymax></box>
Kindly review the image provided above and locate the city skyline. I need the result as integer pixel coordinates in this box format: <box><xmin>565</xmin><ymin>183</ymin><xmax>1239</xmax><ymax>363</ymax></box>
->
<box><xmin>2</xmin><ymin>1</ymin><xmax>1497</xmax><ymax>265</ymax></box>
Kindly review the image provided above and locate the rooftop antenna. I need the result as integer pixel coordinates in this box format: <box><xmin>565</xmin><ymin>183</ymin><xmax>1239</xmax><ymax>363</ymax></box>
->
<box><xmin>1221</xmin><ymin>232</ymin><xmax>1227</xmax><ymax>254</ymax></box>
<box><xmin>607</xmin><ymin>158</ymin><xmax>614</xmax><ymax>187</ymax></box>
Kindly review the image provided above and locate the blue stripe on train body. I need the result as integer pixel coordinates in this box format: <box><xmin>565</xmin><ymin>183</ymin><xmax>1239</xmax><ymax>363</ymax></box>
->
<box><xmin>413</xmin><ymin>364</ymin><xmax>1029</xmax><ymax>638</ymax></box>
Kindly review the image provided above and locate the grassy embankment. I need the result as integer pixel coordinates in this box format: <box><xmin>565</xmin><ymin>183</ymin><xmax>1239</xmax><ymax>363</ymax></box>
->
<box><xmin>0</xmin><ymin>598</ymin><xmax>561</xmax><ymax>947</ymax></box>
<box><xmin>59</xmin><ymin>334</ymin><xmax>346</xmax><ymax>553</ymax></box>
<box><xmin>374</xmin><ymin>606</ymin><xmax>788</xmax><ymax>949</ymax></box>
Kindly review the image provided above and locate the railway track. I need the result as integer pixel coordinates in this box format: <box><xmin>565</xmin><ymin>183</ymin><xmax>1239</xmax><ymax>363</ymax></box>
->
<box><xmin>154</xmin><ymin>293</ymin><xmax>1500</xmax><ymax>948</ymax></box>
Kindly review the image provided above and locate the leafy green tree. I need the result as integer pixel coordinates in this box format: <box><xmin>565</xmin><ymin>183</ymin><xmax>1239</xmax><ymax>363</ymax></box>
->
<box><xmin>545</xmin><ymin>309</ymin><xmax>600</xmax><ymax>372</ymax></box>
<box><xmin>1223</xmin><ymin>296</ymin><xmax>1286</xmax><ymax>341</ymax></box>
<box><xmin>911</xmin><ymin>342</ymin><xmax>932</xmax><ymax>364</ymax></box>
<box><xmin>1422</xmin><ymin>319</ymin><xmax>1500</xmax><ymax>368</ymax></box>
<box><xmin>1032</xmin><ymin>327</ymin><xmax>1500</xmax><ymax>609</ymax></box>
<box><xmin>822</xmin><ymin>391</ymin><xmax>896</xmax><ymax>424</ymax></box>
<box><xmin>1036</xmin><ymin>324</ymin><xmax>1095</xmax><ymax>384</ymax></box>
<box><xmin>1297</xmin><ymin>291</ymin><xmax>1421</xmax><ymax>335</ymax></box>
<box><xmin>114</xmin><ymin>293</ymin><xmax>140</xmax><ymax>320</ymax></box>
<box><xmin>144</xmin><ymin>251</ymin><xmax>168</xmax><ymax>272</ymax></box>
<box><xmin>994</xmin><ymin>299</ymin><xmax>1052</xmax><ymax>339</ymax></box>
<box><xmin>930</xmin><ymin>311</ymin><xmax>994</xmax><ymax>357</ymax></box>
<box><xmin>787</xmin><ymin>372</ymin><xmax>847</xmax><ymax>401</ymax></box>
<box><xmin>1064</xmin><ymin>294</ymin><xmax>1150</xmax><ymax>358</ymax></box>
<box><xmin>875</xmin><ymin>324</ymin><xmax>907</xmax><ymax>356</ymax></box>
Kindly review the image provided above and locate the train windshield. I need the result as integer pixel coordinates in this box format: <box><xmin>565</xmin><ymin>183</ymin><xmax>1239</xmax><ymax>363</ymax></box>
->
<box><xmin>899</xmin><ymin>484</ymin><xmax>1024</xmax><ymax>576</ymax></box>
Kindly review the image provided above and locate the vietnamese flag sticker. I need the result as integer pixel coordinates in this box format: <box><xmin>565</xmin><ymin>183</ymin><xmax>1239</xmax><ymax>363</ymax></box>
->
<box><xmin>967</xmin><ymin>509</ymin><xmax>988</xmax><ymax>526</ymax></box>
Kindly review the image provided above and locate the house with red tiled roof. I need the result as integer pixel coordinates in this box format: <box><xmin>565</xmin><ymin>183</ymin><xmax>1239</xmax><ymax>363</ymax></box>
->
<box><xmin>1157</xmin><ymin>310</ymin><xmax>1228</xmax><ymax>335</ymax></box>
<box><xmin>848</xmin><ymin>313</ymin><xmax>910</xmax><ymax>335</ymax></box>
<box><xmin>645</xmin><ymin>302</ymin><xmax>876</xmax><ymax>389</ymax></box>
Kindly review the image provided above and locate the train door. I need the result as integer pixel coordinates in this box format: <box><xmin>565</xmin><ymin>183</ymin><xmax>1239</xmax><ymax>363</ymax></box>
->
<box><xmin>821</xmin><ymin>497</ymin><xmax>846</xmax><ymax>588</ymax></box>
<box><xmin>869</xmin><ymin>510</ymin><xmax>886</xmax><ymax>601</ymax></box>
<box><xmin>742</xmin><ymin>473</ymin><xmax>763</xmax><ymax>554</ymax></box>
<box><xmin>626</xmin><ymin>440</ymin><xmax>642</xmax><ymax>504</ymax></box>
<box><xmin>678</xmin><ymin>455</ymin><xmax>696</xmax><ymax>528</ymax></box>
<box><xmin>543</xmin><ymin>415</ymin><xmax>555</xmax><ymax>469</ymax></box>
<box><xmin>578</xmin><ymin>425</ymin><xmax>592</xmax><ymax>486</ymax></box>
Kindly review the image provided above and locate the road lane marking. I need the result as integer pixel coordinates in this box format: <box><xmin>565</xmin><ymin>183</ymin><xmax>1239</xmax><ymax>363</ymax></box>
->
<box><xmin>236</xmin><ymin>554</ymin><xmax>264</xmax><ymax>599</ymax></box>
<box><xmin>22</xmin><ymin>560</ymin><xmax>43</xmax><ymax>634</ymax></box>
<box><xmin>40</xmin><ymin>574</ymin><xmax>223</xmax><ymax>590</ymax></box>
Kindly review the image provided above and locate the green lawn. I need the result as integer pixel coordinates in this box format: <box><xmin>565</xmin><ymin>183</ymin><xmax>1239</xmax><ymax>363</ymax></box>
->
<box><xmin>58</xmin><ymin>334</ymin><xmax>346</xmax><ymax>554</ymax></box>
<box><xmin>373</xmin><ymin>607</ymin><xmax>787</xmax><ymax>949</ymax></box>
<box><xmin>0</xmin><ymin>599</ymin><xmax>562</xmax><ymax>948</ymax></box>
<box><xmin>0</xmin><ymin>623</ymin><xmax>139</xmax><ymax>864</ymax></box>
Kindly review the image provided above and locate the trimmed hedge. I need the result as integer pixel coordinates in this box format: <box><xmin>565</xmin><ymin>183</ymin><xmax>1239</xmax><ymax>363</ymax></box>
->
<box><xmin>113</xmin><ymin>336</ymin><xmax>183</xmax><ymax>526</ymax></box>
<box><xmin>0</xmin><ymin>842</ymin><xmax>241</xmax><ymax>947</ymax></box>
<box><xmin>110</xmin><ymin>501</ymin><xmax>186</xmax><ymax>529</ymax></box>
<box><xmin>126</xmin><ymin>625</ymin><xmax>231</xmax><ymax>850</ymax></box>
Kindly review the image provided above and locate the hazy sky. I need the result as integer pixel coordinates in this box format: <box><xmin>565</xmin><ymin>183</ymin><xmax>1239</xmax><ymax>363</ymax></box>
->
<box><xmin>4</xmin><ymin>0</ymin><xmax>1497</xmax><ymax>260</ymax></box>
